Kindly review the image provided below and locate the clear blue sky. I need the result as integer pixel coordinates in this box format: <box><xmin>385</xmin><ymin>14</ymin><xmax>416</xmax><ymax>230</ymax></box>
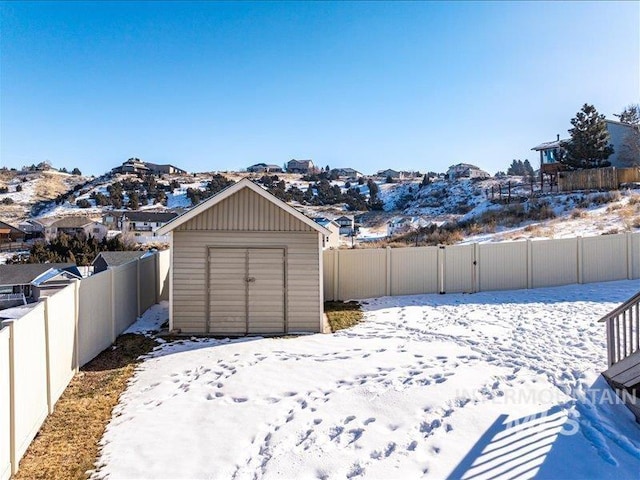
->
<box><xmin>1</xmin><ymin>1</ymin><xmax>638</xmax><ymax>176</ymax></box>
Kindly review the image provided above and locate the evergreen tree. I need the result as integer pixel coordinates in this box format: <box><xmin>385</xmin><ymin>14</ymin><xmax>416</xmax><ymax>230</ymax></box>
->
<box><xmin>614</xmin><ymin>104</ymin><xmax>640</xmax><ymax>125</ymax></box>
<box><xmin>367</xmin><ymin>179</ymin><xmax>379</xmax><ymax>199</ymax></box>
<box><xmin>507</xmin><ymin>160</ymin><xmax>523</xmax><ymax>176</ymax></box>
<box><xmin>523</xmin><ymin>159</ymin><xmax>535</xmax><ymax>178</ymax></box>
<box><xmin>561</xmin><ymin>104</ymin><xmax>614</xmax><ymax>169</ymax></box>
<box><xmin>128</xmin><ymin>192</ymin><xmax>140</xmax><ymax>210</ymax></box>
<box><xmin>614</xmin><ymin>104</ymin><xmax>640</xmax><ymax>166</ymax></box>
<box><xmin>421</xmin><ymin>174</ymin><xmax>430</xmax><ymax>187</ymax></box>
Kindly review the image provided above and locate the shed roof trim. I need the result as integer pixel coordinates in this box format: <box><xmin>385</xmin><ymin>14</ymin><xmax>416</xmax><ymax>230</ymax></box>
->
<box><xmin>157</xmin><ymin>178</ymin><xmax>331</xmax><ymax>236</ymax></box>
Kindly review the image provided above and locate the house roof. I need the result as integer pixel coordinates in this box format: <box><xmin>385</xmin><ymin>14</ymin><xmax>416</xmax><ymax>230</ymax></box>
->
<box><xmin>288</xmin><ymin>159</ymin><xmax>313</xmax><ymax>166</ymax></box>
<box><xmin>122</xmin><ymin>211</ymin><xmax>179</xmax><ymax>223</ymax></box>
<box><xmin>51</xmin><ymin>216</ymin><xmax>95</xmax><ymax>228</ymax></box>
<box><xmin>91</xmin><ymin>250</ymin><xmax>148</xmax><ymax>267</ymax></box>
<box><xmin>157</xmin><ymin>178</ymin><xmax>331</xmax><ymax>236</ymax></box>
<box><xmin>313</xmin><ymin>217</ymin><xmax>340</xmax><ymax>228</ymax></box>
<box><xmin>146</xmin><ymin>163</ymin><xmax>186</xmax><ymax>172</ymax></box>
<box><xmin>0</xmin><ymin>220</ymin><xmax>26</xmax><ymax>234</ymax></box>
<box><xmin>448</xmin><ymin>163</ymin><xmax>484</xmax><ymax>170</ymax></box>
<box><xmin>531</xmin><ymin>139</ymin><xmax>570</xmax><ymax>151</ymax></box>
<box><xmin>0</xmin><ymin>263</ymin><xmax>78</xmax><ymax>286</ymax></box>
<box><xmin>31</xmin><ymin>268</ymin><xmax>82</xmax><ymax>286</ymax></box>
<box><xmin>331</xmin><ymin>168</ymin><xmax>362</xmax><ymax>175</ymax></box>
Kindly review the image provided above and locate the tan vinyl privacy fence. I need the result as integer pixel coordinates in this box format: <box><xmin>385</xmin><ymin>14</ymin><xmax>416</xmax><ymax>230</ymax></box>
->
<box><xmin>323</xmin><ymin>232</ymin><xmax>640</xmax><ymax>301</ymax></box>
<box><xmin>0</xmin><ymin>249</ymin><xmax>170</xmax><ymax>479</ymax></box>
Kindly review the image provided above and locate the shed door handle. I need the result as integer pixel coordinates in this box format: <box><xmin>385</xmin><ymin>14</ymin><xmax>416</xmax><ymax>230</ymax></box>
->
<box><xmin>246</xmin><ymin>277</ymin><xmax>256</xmax><ymax>283</ymax></box>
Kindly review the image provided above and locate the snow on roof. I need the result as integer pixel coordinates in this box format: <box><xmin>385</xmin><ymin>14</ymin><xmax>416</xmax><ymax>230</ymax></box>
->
<box><xmin>531</xmin><ymin>139</ymin><xmax>570</xmax><ymax>151</ymax></box>
<box><xmin>31</xmin><ymin>267</ymin><xmax>82</xmax><ymax>286</ymax></box>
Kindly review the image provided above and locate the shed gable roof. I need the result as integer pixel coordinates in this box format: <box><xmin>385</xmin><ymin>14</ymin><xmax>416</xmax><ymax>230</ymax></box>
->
<box><xmin>157</xmin><ymin>179</ymin><xmax>330</xmax><ymax>235</ymax></box>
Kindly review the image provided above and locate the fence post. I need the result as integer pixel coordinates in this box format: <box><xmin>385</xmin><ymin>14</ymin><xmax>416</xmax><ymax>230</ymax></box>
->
<box><xmin>74</xmin><ymin>279</ymin><xmax>80</xmax><ymax>373</ymax></box>
<box><xmin>154</xmin><ymin>252</ymin><xmax>159</xmax><ymax>305</ymax></box>
<box><xmin>526</xmin><ymin>239</ymin><xmax>533</xmax><ymax>289</ymax></box>
<box><xmin>438</xmin><ymin>245</ymin><xmax>445</xmax><ymax>294</ymax></box>
<box><xmin>136</xmin><ymin>258</ymin><xmax>141</xmax><ymax>317</ymax></box>
<box><xmin>43</xmin><ymin>297</ymin><xmax>53</xmax><ymax>415</ymax></box>
<box><xmin>110</xmin><ymin>268</ymin><xmax>116</xmax><ymax>343</ymax></box>
<box><xmin>333</xmin><ymin>250</ymin><xmax>339</xmax><ymax>301</ymax></box>
<box><xmin>627</xmin><ymin>232</ymin><xmax>633</xmax><ymax>280</ymax></box>
<box><xmin>473</xmin><ymin>243</ymin><xmax>480</xmax><ymax>293</ymax></box>
<box><xmin>577</xmin><ymin>236</ymin><xmax>584</xmax><ymax>284</ymax></box>
<box><xmin>385</xmin><ymin>247</ymin><xmax>391</xmax><ymax>296</ymax></box>
<box><xmin>5</xmin><ymin>320</ymin><xmax>16</xmax><ymax>475</ymax></box>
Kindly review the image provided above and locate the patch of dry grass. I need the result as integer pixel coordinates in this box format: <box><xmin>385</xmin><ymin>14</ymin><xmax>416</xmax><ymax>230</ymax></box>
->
<box><xmin>34</xmin><ymin>173</ymin><xmax>73</xmax><ymax>202</ymax></box>
<box><xmin>13</xmin><ymin>334</ymin><xmax>156</xmax><ymax>480</ymax></box>
<box><xmin>324</xmin><ymin>301</ymin><xmax>363</xmax><ymax>332</ymax></box>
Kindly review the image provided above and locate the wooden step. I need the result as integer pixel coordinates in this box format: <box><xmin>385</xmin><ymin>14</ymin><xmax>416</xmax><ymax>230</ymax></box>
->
<box><xmin>603</xmin><ymin>349</ymin><xmax>640</xmax><ymax>389</ymax></box>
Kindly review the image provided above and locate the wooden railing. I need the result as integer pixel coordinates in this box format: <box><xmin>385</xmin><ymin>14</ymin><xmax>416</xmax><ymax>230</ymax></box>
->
<box><xmin>599</xmin><ymin>291</ymin><xmax>640</xmax><ymax>367</ymax></box>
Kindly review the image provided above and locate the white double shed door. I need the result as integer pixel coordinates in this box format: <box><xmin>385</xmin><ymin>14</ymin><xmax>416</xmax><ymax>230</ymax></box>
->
<box><xmin>208</xmin><ymin>247</ymin><xmax>286</xmax><ymax>335</ymax></box>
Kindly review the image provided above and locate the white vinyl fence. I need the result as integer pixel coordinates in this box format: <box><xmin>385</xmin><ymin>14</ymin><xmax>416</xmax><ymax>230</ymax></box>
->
<box><xmin>324</xmin><ymin>232</ymin><xmax>640</xmax><ymax>301</ymax></box>
<box><xmin>0</xmin><ymin>249</ymin><xmax>170</xmax><ymax>479</ymax></box>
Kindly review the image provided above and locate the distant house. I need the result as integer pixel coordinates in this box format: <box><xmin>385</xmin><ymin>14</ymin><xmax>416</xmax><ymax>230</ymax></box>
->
<box><xmin>330</xmin><ymin>168</ymin><xmax>363</xmax><ymax>179</ymax></box>
<box><xmin>0</xmin><ymin>220</ymin><xmax>26</xmax><ymax>244</ymax></box>
<box><xmin>532</xmin><ymin>120</ymin><xmax>640</xmax><ymax>183</ymax></box>
<box><xmin>447</xmin><ymin>163</ymin><xmax>490</xmax><ymax>181</ymax></box>
<box><xmin>313</xmin><ymin>217</ymin><xmax>340</xmax><ymax>248</ymax></box>
<box><xmin>377</xmin><ymin>169</ymin><xmax>401</xmax><ymax>179</ymax></box>
<box><xmin>287</xmin><ymin>159</ymin><xmax>316</xmax><ymax>174</ymax></box>
<box><xmin>112</xmin><ymin>159</ymin><xmax>187</xmax><ymax>176</ymax></box>
<box><xmin>92</xmin><ymin>250</ymin><xmax>150</xmax><ymax>274</ymax></box>
<box><xmin>0</xmin><ymin>263</ymin><xmax>82</xmax><ymax>305</ymax></box>
<box><xmin>387</xmin><ymin>216</ymin><xmax>432</xmax><ymax>237</ymax></box>
<box><xmin>121</xmin><ymin>211</ymin><xmax>178</xmax><ymax>236</ymax></box>
<box><xmin>334</xmin><ymin>215</ymin><xmax>355</xmax><ymax>236</ymax></box>
<box><xmin>101</xmin><ymin>211</ymin><xmax>124</xmax><ymax>230</ymax></box>
<box><xmin>145</xmin><ymin>163</ymin><xmax>188</xmax><ymax>175</ymax></box>
<box><xmin>45</xmin><ymin>217</ymin><xmax>108</xmax><ymax>241</ymax></box>
<box><xmin>112</xmin><ymin>158</ymin><xmax>150</xmax><ymax>175</ymax></box>
<box><xmin>247</xmin><ymin>163</ymin><xmax>284</xmax><ymax>173</ymax></box>
<box><xmin>17</xmin><ymin>219</ymin><xmax>45</xmax><ymax>238</ymax></box>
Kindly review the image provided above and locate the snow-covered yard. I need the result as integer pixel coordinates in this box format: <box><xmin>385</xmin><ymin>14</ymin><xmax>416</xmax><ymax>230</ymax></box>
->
<box><xmin>93</xmin><ymin>281</ymin><xmax>640</xmax><ymax>479</ymax></box>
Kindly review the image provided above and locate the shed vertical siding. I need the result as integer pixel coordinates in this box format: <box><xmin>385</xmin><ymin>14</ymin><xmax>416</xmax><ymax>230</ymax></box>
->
<box><xmin>176</xmin><ymin>187</ymin><xmax>314</xmax><ymax>232</ymax></box>
<box><xmin>173</xmin><ymin>231</ymin><xmax>320</xmax><ymax>333</ymax></box>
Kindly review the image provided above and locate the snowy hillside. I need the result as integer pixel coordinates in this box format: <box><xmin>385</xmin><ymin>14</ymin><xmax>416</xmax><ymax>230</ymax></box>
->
<box><xmin>0</xmin><ymin>170</ymin><xmax>90</xmax><ymax>222</ymax></box>
<box><xmin>2</xmin><ymin>168</ymin><xmax>639</xmax><ymax>246</ymax></box>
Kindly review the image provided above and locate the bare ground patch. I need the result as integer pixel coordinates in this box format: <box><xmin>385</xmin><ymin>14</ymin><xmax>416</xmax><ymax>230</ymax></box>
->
<box><xmin>324</xmin><ymin>301</ymin><xmax>363</xmax><ymax>332</ymax></box>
